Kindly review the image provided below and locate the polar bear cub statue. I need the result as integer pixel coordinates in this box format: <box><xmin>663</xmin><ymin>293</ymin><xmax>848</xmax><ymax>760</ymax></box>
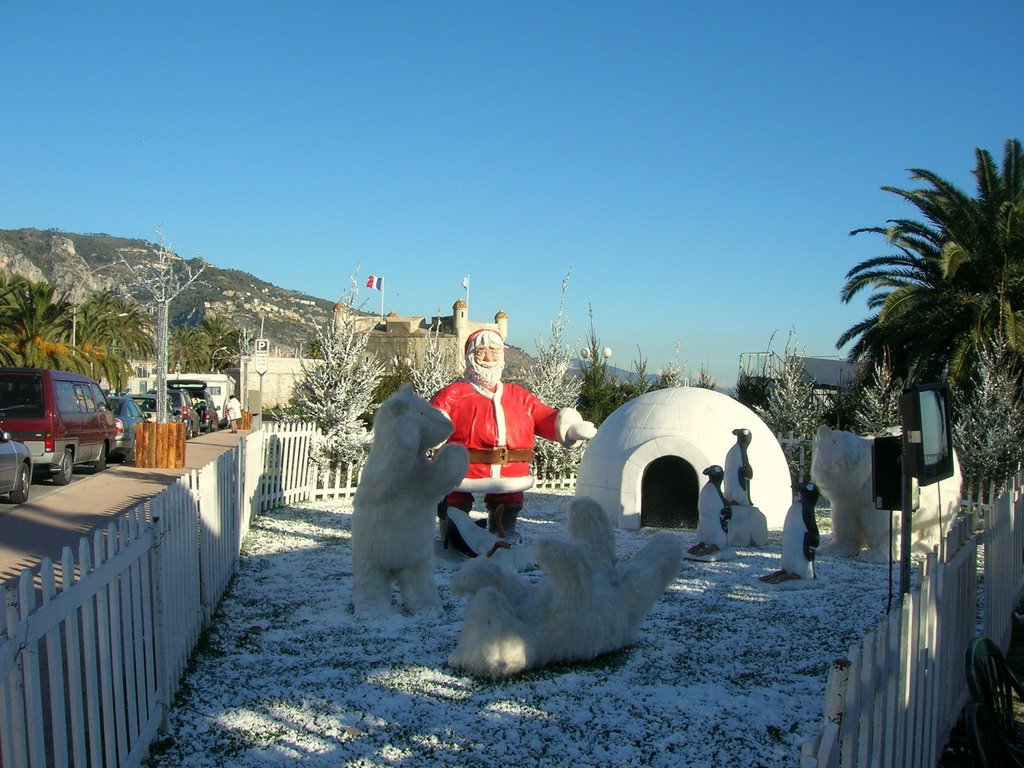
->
<box><xmin>810</xmin><ymin>425</ymin><xmax>962</xmax><ymax>563</ymax></box>
<box><xmin>448</xmin><ymin>497</ymin><xmax>683</xmax><ymax>678</ymax></box>
<box><xmin>351</xmin><ymin>384</ymin><xmax>469</xmax><ymax>616</ymax></box>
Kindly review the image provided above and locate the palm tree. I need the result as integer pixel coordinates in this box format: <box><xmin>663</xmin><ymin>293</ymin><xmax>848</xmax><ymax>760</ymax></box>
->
<box><xmin>169</xmin><ymin>325</ymin><xmax>207</xmax><ymax>373</ymax></box>
<box><xmin>195</xmin><ymin>315</ymin><xmax>240</xmax><ymax>371</ymax></box>
<box><xmin>839</xmin><ymin>138</ymin><xmax>1024</xmax><ymax>386</ymax></box>
<box><xmin>74</xmin><ymin>291</ymin><xmax>154</xmax><ymax>390</ymax></box>
<box><xmin>0</xmin><ymin>278</ymin><xmax>76</xmax><ymax>369</ymax></box>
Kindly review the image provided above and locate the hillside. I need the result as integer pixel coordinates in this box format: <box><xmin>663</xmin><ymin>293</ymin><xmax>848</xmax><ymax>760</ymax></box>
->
<box><xmin>0</xmin><ymin>228</ymin><xmax>339</xmax><ymax>356</ymax></box>
<box><xmin>0</xmin><ymin>228</ymin><xmax>536</xmax><ymax>367</ymax></box>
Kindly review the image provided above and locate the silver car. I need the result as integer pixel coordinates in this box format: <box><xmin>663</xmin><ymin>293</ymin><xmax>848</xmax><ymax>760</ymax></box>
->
<box><xmin>0</xmin><ymin>430</ymin><xmax>32</xmax><ymax>503</ymax></box>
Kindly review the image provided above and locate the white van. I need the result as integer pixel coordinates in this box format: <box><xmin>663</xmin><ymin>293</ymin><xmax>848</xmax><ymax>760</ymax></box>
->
<box><xmin>167</xmin><ymin>373</ymin><xmax>235</xmax><ymax>416</ymax></box>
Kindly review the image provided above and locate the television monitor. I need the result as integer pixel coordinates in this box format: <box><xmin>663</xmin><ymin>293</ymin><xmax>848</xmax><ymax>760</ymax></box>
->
<box><xmin>898</xmin><ymin>382</ymin><xmax>954</xmax><ymax>486</ymax></box>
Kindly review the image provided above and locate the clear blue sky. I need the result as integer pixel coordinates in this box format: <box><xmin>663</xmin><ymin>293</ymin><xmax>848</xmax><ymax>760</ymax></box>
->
<box><xmin>2</xmin><ymin>2</ymin><xmax>1021</xmax><ymax>387</ymax></box>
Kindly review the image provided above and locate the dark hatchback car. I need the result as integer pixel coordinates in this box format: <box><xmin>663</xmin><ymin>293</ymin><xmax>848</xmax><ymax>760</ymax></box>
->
<box><xmin>107</xmin><ymin>395</ymin><xmax>147</xmax><ymax>463</ymax></box>
<box><xmin>147</xmin><ymin>389</ymin><xmax>201</xmax><ymax>438</ymax></box>
<box><xmin>164</xmin><ymin>380</ymin><xmax>219</xmax><ymax>432</ymax></box>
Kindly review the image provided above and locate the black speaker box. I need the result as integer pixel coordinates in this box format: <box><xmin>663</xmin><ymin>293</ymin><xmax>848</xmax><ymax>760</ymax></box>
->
<box><xmin>872</xmin><ymin>435</ymin><xmax>903</xmax><ymax>510</ymax></box>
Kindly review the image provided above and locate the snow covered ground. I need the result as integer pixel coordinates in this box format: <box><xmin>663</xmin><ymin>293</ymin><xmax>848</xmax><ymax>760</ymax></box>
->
<box><xmin>146</xmin><ymin>490</ymin><xmax>894</xmax><ymax>768</ymax></box>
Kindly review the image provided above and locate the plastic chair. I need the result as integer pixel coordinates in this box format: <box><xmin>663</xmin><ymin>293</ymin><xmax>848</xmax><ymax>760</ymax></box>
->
<box><xmin>965</xmin><ymin>636</ymin><xmax>1024</xmax><ymax>766</ymax></box>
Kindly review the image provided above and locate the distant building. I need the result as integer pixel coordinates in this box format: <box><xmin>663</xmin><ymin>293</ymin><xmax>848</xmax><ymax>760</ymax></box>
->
<box><xmin>738</xmin><ymin>351</ymin><xmax>859</xmax><ymax>407</ymax></box>
<box><xmin>229</xmin><ymin>300</ymin><xmax>509</xmax><ymax>410</ymax></box>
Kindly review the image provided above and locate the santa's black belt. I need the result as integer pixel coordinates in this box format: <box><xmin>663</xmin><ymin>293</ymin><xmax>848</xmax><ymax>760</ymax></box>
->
<box><xmin>466</xmin><ymin>447</ymin><xmax>535</xmax><ymax>464</ymax></box>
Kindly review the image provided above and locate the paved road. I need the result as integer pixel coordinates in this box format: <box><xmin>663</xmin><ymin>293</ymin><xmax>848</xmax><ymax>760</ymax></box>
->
<box><xmin>0</xmin><ymin>429</ymin><xmax>248</xmax><ymax>588</ymax></box>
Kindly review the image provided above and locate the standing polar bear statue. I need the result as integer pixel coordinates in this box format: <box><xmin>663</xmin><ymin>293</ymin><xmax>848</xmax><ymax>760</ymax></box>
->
<box><xmin>810</xmin><ymin>425</ymin><xmax>962</xmax><ymax>563</ymax></box>
<box><xmin>351</xmin><ymin>384</ymin><xmax>469</xmax><ymax>616</ymax></box>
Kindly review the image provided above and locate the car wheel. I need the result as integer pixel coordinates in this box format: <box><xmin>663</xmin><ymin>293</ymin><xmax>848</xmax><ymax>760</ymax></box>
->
<box><xmin>93</xmin><ymin>443</ymin><xmax>107</xmax><ymax>473</ymax></box>
<box><xmin>52</xmin><ymin>448</ymin><xmax>74</xmax><ymax>486</ymax></box>
<box><xmin>9</xmin><ymin>463</ymin><xmax>30</xmax><ymax>504</ymax></box>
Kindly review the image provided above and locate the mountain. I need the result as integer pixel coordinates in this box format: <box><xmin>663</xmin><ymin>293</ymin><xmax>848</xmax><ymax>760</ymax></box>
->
<box><xmin>0</xmin><ymin>228</ymin><xmax>537</xmax><ymax>368</ymax></box>
<box><xmin>0</xmin><ymin>228</ymin><xmax>336</xmax><ymax>355</ymax></box>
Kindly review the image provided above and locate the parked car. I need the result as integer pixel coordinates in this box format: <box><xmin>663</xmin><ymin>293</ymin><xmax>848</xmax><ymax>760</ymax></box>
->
<box><xmin>107</xmin><ymin>395</ymin><xmax>146</xmax><ymax>463</ymax></box>
<box><xmin>144</xmin><ymin>389</ymin><xmax>201</xmax><ymax>438</ymax></box>
<box><xmin>130</xmin><ymin>394</ymin><xmax>167</xmax><ymax>423</ymax></box>
<box><xmin>0</xmin><ymin>430</ymin><xmax>32</xmax><ymax>503</ymax></box>
<box><xmin>0</xmin><ymin>368</ymin><xmax>116</xmax><ymax>485</ymax></box>
<box><xmin>163</xmin><ymin>379</ymin><xmax>219</xmax><ymax>432</ymax></box>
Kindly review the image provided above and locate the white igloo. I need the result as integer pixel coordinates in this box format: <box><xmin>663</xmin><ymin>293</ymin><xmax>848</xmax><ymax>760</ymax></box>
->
<box><xmin>575</xmin><ymin>387</ymin><xmax>793</xmax><ymax>530</ymax></box>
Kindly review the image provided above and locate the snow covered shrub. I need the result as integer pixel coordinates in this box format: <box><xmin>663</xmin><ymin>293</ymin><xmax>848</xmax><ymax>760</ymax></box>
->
<box><xmin>953</xmin><ymin>337</ymin><xmax>1024</xmax><ymax>493</ymax></box>
<box><xmin>289</xmin><ymin>287</ymin><xmax>385</xmax><ymax>473</ymax></box>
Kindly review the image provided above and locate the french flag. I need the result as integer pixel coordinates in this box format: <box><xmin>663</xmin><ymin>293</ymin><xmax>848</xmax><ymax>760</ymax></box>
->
<box><xmin>366</xmin><ymin>275</ymin><xmax>383</xmax><ymax>290</ymax></box>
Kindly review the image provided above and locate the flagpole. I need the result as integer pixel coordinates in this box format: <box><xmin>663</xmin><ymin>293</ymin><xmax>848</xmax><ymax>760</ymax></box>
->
<box><xmin>463</xmin><ymin>274</ymin><xmax>470</xmax><ymax>308</ymax></box>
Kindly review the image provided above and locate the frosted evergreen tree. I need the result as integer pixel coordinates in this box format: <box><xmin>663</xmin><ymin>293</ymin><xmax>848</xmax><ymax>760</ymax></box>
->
<box><xmin>520</xmin><ymin>270</ymin><xmax>584</xmax><ymax>480</ymax></box>
<box><xmin>757</xmin><ymin>330</ymin><xmax>824</xmax><ymax>481</ymax></box>
<box><xmin>410</xmin><ymin>316</ymin><xmax>458</xmax><ymax>399</ymax></box>
<box><xmin>289</xmin><ymin>280</ymin><xmax>385</xmax><ymax>473</ymax></box>
<box><xmin>953</xmin><ymin>336</ymin><xmax>1024</xmax><ymax>493</ymax></box>
<box><xmin>655</xmin><ymin>341</ymin><xmax>686</xmax><ymax>388</ymax></box>
<box><xmin>853</xmin><ymin>354</ymin><xmax>903</xmax><ymax>434</ymax></box>
<box><xmin>691</xmin><ymin>364</ymin><xmax>717</xmax><ymax>390</ymax></box>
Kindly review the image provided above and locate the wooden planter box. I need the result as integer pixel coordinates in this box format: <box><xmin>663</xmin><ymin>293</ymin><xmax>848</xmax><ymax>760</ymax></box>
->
<box><xmin>134</xmin><ymin>421</ymin><xmax>186</xmax><ymax>469</ymax></box>
<box><xmin>241</xmin><ymin>411</ymin><xmax>253</xmax><ymax>430</ymax></box>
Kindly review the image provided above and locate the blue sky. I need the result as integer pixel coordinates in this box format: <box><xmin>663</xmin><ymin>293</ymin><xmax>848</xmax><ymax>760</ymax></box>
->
<box><xmin>2</xmin><ymin>2</ymin><xmax>1021</xmax><ymax>387</ymax></box>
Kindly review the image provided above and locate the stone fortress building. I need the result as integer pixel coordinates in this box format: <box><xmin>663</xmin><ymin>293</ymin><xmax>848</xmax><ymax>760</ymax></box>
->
<box><xmin>336</xmin><ymin>299</ymin><xmax>507</xmax><ymax>373</ymax></box>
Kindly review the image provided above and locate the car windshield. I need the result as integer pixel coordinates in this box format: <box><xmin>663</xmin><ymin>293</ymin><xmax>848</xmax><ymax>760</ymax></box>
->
<box><xmin>0</xmin><ymin>373</ymin><xmax>46</xmax><ymax>418</ymax></box>
<box><xmin>132</xmin><ymin>397</ymin><xmax>159</xmax><ymax>414</ymax></box>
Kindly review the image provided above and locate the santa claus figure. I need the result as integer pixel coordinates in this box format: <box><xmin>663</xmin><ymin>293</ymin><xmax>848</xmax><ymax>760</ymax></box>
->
<box><xmin>431</xmin><ymin>328</ymin><xmax>596</xmax><ymax>553</ymax></box>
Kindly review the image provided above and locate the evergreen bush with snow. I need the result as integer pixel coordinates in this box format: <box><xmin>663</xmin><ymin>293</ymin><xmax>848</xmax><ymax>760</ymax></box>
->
<box><xmin>519</xmin><ymin>271</ymin><xmax>585</xmax><ymax>481</ymax></box>
<box><xmin>289</xmin><ymin>283</ymin><xmax>385</xmax><ymax>473</ymax></box>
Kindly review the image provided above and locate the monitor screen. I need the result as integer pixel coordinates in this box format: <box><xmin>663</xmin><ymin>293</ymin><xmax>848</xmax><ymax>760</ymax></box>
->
<box><xmin>898</xmin><ymin>383</ymin><xmax>954</xmax><ymax>486</ymax></box>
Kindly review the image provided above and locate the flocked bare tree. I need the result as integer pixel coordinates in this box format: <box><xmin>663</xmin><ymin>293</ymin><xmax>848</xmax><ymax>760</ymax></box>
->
<box><xmin>520</xmin><ymin>269</ymin><xmax>585</xmax><ymax>480</ymax></box>
<box><xmin>289</xmin><ymin>275</ymin><xmax>385</xmax><ymax>473</ymax></box>
<box><xmin>120</xmin><ymin>227</ymin><xmax>205</xmax><ymax>423</ymax></box>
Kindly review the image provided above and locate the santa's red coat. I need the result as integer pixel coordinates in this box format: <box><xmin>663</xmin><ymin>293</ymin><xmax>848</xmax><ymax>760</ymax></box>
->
<box><xmin>431</xmin><ymin>380</ymin><xmax>560</xmax><ymax>494</ymax></box>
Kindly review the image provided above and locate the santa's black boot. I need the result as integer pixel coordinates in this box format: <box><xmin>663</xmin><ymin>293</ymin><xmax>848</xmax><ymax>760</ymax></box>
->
<box><xmin>438</xmin><ymin>501</ymin><xmax>479</xmax><ymax>557</ymax></box>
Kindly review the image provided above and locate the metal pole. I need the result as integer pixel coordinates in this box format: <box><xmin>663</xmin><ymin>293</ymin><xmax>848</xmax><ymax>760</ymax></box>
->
<box><xmin>899</xmin><ymin>469</ymin><xmax>913</xmax><ymax>595</ymax></box>
<box><xmin>155</xmin><ymin>300</ymin><xmax>169</xmax><ymax>423</ymax></box>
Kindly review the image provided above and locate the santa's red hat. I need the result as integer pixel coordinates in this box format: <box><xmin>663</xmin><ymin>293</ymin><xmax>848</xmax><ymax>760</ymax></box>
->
<box><xmin>464</xmin><ymin>328</ymin><xmax>505</xmax><ymax>355</ymax></box>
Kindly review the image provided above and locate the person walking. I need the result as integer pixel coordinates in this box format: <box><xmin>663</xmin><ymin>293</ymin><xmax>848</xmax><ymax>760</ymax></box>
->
<box><xmin>226</xmin><ymin>394</ymin><xmax>242</xmax><ymax>433</ymax></box>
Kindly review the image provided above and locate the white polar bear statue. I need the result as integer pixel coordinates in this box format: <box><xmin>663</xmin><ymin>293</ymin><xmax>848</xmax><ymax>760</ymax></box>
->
<box><xmin>448</xmin><ymin>497</ymin><xmax>683</xmax><ymax>678</ymax></box>
<box><xmin>810</xmin><ymin>425</ymin><xmax>962</xmax><ymax>563</ymax></box>
<box><xmin>351</xmin><ymin>384</ymin><xmax>469</xmax><ymax>616</ymax></box>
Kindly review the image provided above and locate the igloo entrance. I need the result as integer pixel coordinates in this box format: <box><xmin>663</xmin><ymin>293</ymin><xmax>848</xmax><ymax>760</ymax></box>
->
<box><xmin>640</xmin><ymin>455</ymin><xmax>699</xmax><ymax>528</ymax></box>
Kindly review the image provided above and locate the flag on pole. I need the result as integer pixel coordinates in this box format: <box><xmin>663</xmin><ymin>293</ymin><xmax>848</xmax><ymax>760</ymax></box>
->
<box><xmin>461</xmin><ymin>275</ymin><xmax>469</xmax><ymax>289</ymax></box>
<box><xmin>366</xmin><ymin>275</ymin><xmax>383</xmax><ymax>290</ymax></box>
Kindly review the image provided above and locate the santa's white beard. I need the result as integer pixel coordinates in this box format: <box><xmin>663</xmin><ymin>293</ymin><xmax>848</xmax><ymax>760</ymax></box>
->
<box><xmin>467</xmin><ymin>358</ymin><xmax>504</xmax><ymax>388</ymax></box>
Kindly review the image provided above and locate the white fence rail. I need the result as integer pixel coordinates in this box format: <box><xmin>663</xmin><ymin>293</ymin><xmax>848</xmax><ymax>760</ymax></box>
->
<box><xmin>1</xmin><ymin>424</ymin><xmax>1021</xmax><ymax>767</ymax></box>
<box><xmin>0</xmin><ymin>439</ymin><xmax>262</xmax><ymax>768</ymax></box>
<box><xmin>801</xmin><ymin>465</ymin><xmax>1024</xmax><ymax>767</ymax></box>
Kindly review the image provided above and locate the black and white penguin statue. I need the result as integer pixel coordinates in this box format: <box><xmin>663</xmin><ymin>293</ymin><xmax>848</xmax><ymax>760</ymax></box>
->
<box><xmin>688</xmin><ymin>465</ymin><xmax>730</xmax><ymax>557</ymax></box>
<box><xmin>724</xmin><ymin>428</ymin><xmax>754</xmax><ymax>506</ymax></box>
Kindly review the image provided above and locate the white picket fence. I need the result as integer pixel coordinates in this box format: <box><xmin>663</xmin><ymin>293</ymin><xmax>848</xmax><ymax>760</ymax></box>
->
<box><xmin>258</xmin><ymin>420</ymin><xmax>575</xmax><ymax>506</ymax></box>
<box><xmin>800</xmin><ymin>468</ymin><xmax>1024</xmax><ymax>767</ymax></box>
<box><xmin>0</xmin><ymin>432</ymin><xmax>266</xmax><ymax>768</ymax></box>
<box><xmin>1</xmin><ymin>422</ymin><xmax>1021</xmax><ymax>767</ymax></box>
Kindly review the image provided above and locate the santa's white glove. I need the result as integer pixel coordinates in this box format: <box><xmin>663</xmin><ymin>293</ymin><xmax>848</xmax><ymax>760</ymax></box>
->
<box><xmin>566</xmin><ymin>421</ymin><xmax>597</xmax><ymax>442</ymax></box>
<box><xmin>556</xmin><ymin>407</ymin><xmax>596</xmax><ymax>447</ymax></box>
